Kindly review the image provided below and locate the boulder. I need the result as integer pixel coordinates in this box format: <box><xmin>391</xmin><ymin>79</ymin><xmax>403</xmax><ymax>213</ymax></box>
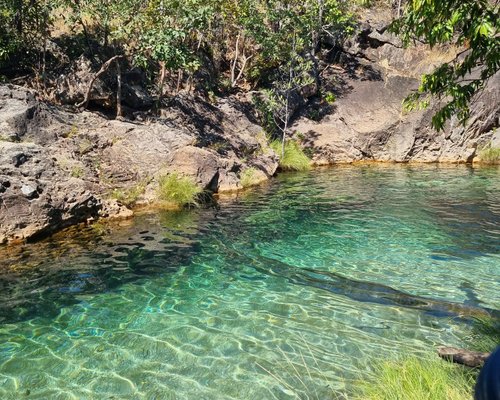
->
<box><xmin>55</xmin><ymin>55</ymin><xmax>111</xmax><ymax>106</ymax></box>
<box><xmin>166</xmin><ymin>146</ymin><xmax>222</xmax><ymax>189</ymax></box>
<box><xmin>217</xmin><ymin>170</ymin><xmax>242</xmax><ymax>192</ymax></box>
<box><xmin>122</xmin><ymin>83</ymin><xmax>154</xmax><ymax>109</ymax></box>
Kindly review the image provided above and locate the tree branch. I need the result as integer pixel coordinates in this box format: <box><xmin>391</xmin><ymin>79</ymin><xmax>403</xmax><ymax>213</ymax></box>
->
<box><xmin>76</xmin><ymin>55</ymin><xmax>124</xmax><ymax>109</ymax></box>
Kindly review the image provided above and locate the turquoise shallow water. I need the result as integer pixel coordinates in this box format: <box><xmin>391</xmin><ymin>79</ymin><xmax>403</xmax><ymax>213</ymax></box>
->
<box><xmin>0</xmin><ymin>164</ymin><xmax>499</xmax><ymax>399</ymax></box>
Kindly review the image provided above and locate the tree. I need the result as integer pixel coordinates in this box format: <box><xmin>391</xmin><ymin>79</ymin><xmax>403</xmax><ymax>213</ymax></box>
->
<box><xmin>391</xmin><ymin>0</ymin><xmax>499</xmax><ymax>130</ymax></box>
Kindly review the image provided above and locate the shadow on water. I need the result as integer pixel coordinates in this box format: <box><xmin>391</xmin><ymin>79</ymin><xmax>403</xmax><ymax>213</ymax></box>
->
<box><xmin>1</xmin><ymin>164</ymin><xmax>499</xmax><ymax>329</ymax></box>
<box><xmin>248</xmin><ymin>255</ymin><xmax>500</xmax><ymax>320</ymax></box>
<box><xmin>0</xmin><ymin>210</ymin><xmax>205</xmax><ymax>324</ymax></box>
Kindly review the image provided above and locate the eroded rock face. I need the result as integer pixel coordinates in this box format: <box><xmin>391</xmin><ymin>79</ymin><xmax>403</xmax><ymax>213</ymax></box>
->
<box><xmin>294</xmin><ymin>20</ymin><xmax>499</xmax><ymax>164</ymax></box>
<box><xmin>0</xmin><ymin>141</ymin><xmax>101</xmax><ymax>243</ymax></box>
<box><xmin>0</xmin><ymin>84</ymin><xmax>277</xmax><ymax>244</ymax></box>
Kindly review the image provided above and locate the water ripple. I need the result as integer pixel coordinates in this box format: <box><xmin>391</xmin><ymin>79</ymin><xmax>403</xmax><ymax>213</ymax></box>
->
<box><xmin>0</xmin><ymin>164</ymin><xmax>499</xmax><ymax>399</ymax></box>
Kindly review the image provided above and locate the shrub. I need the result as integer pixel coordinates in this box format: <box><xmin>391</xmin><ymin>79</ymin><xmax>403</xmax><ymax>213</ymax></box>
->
<box><xmin>270</xmin><ymin>140</ymin><xmax>311</xmax><ymax>171</ymax></box>
<box><xmin>157</xmin><ymin>173</ymin><xmax>201</xmax><ymax>207</ymax></box>
<box><xmin>479</xmin><ymin>146</ymin><xmax>500</xmax><ymax>164</ymax></box>
<box><xmin>355</xmin><ymin>355</ymin><xmax>475</xmax><ymax>400</ymax></box>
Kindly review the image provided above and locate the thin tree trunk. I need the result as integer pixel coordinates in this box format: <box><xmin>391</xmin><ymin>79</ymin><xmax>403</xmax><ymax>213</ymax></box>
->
<box><xmin>157</xmin><ymin>61</ymin><xmax>166</xmax><ymax>112</ymax></box>
<box><xmin>282</xmin><ymin>96</ymin><xmax>288</xmax><ymax>159</ymax></box>
<box><xmin>116</xmin><ymin>61</ymin><xmax>122</xmax><ymax>119</ymax></box>
<box><xmin>176</xmin><ymin>69</ymin><xmax>183</xmax><ymax>94</ymax></box>
<box><xmin>231</xmin><ymin>32</ymin><xmax>241</xmax><ymax>87</ymax></box>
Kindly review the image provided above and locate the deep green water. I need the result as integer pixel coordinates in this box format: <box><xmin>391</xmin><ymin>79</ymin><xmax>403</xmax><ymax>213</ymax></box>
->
<box><xmin>0</xmin><ymin>165</ymin><xmax>499</xmax><ymax>399</ymax></box>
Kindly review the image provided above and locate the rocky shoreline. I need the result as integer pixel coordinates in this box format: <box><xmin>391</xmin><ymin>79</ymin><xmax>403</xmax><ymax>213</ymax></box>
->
<box><xmin>1</xmin><ymin>18</ymin><xmax>499</xmax><ymax>245</ymax></box>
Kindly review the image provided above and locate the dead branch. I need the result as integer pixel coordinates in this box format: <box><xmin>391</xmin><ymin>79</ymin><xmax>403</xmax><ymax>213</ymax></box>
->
<box><xmin>77</xmin><ymin>55</ymin><xmax>124</xmax><ymax>109</ymax></box>
<box><xmin>438</xmin><ymin>346</ymin><xmax>490</xmax><ymax>368</ymax></box>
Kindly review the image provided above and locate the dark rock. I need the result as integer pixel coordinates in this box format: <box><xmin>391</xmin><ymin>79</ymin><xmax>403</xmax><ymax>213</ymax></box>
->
<box><xmin>217</xmin><ymin>170</ymin><xmax>242</xmax><ymax>192</ymax></box>
<box><xmin>122</xmin><ymin>83</ymin><xmax>154</xmax><ymax>109</ymax></box>
<box><xmin>251</xmin><ymin>154</ymin><xmax>279</xmax><ymax>178</ymax></box>
<box><xmin>55</xmin><ymin>55</ymin><xmax>112</xmax><ymax>106</ymax></box>
<box><xmin>367</xmin><ymin>30</ymin><xmax>403</xmax><ymax>48</ymax></box>
<box><xmin>167</xmin><ymin>146</ymin><xmax>221</xmax><ymax>189</ymax></box>
<box><xmin>0</xmin><ymin>84</ymin><xmax>277</xmax><ymax>244</ymax></box>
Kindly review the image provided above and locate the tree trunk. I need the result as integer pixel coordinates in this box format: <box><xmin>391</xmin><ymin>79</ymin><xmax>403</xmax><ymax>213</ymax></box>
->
<box><xmin>116</xmin><ymin>61</ymin><xmax>122</xmax><ymax>119</ymax></box>
<box><xmin>176</xmin><ymin>69</ymin><xmax>183</xmax><ymax>94</ymax></box>
<box><xmin>157</xmin><ymin>61</ymin><xmax>166</xmax><ymax>112</ymax></box>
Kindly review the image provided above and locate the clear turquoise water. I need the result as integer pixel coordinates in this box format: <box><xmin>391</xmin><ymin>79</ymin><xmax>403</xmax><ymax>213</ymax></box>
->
<box><xmin>0</xmin><ymin>165</ymin><xmax>499</xmax><ymax>399</ymax></box>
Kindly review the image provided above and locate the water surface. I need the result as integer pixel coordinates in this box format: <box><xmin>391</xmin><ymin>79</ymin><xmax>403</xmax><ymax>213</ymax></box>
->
<box><xmin>1</xmin><ymin>165</ymin><xmax>499</xmax><ymax>399</ymax></box>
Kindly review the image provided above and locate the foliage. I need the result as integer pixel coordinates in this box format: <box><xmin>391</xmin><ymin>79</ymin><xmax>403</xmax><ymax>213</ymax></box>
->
<box><xmin>0</xmin><ymin>0</ymin><xmax>55</xmax><ymax>72</ymax></box>
<box><xmin>157</xmin><ymin>173</ymin><xmax>201</xmax><ymax>207</ymax></box>
<box><xmin>0</xmin><ymin>0</ymin><xmax>354</xmax><ymax>97</ymax></box>
<box><xmin>270</xmin><ymin>140</ymin><xmax>311</xmax><ymax>171</ymax></box>
<box><xmin>355</xmin><ymin>354</ymin><xmax>476</xmax><ymax>400</ymax></box>
<box><xmin>324</xmin><ymin>91</ymin><xmax>336</xmax><ymax>104</ymax></box>
<box><xmin>478</xmin><ymin>146</ymin><xmax>500</xmax><ymax>165</ymax></box>
<box><xmin>391</xmin><ymin>0</ymin><xmax>499</xmax><ymax>130</ymax></box>
<box><xmin>262</xmin><ymin>53</ymin><xmax>315</xmax><ymax>157</ymax></box>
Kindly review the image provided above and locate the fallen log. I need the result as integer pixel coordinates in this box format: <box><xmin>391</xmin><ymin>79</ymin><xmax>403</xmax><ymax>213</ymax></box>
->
<box><xmin>437</xmin><ymin>346</ymin><xmax>490</xmax><ymax>368</ymax></box>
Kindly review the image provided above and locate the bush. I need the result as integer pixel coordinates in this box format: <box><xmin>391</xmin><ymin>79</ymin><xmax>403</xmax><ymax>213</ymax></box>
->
<box><xmin>355</xmin><ymin>355</ymin><xmax>475</xmax><ymax>400</ymax></box>
<box><xmin>157</xmin><ymin>173</ymin><xmax>201</xmax><ymax>207</ymax></box>
<box><xmin>479</xmin><ymin>146</ymin><xmax>500</xmax><ymax>164</ymax></box>
<box><xmin>270</xmin><ymin>140</ymin><xmax>311</xmax><ymax>171</ymax></box>
<box><xmin>324</xmin><ymin>91</ymin><xmax>336</xmax><ymax>104</ymax></box>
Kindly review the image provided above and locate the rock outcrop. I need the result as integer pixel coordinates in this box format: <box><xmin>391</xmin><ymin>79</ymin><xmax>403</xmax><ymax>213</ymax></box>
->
<box><xmin>1</xmin><ymin>15</ymin><xmax>498</xmax><ymax>244</ymax></box>
<box><xmin>0</xmin><ymin>84</ymin><xmax>278</xmax><ymax>244</ymax></box>
<box><xmin>293</xmin><ymin>21</ymin><xmax>500</xmax><ymax>164</ymax></box>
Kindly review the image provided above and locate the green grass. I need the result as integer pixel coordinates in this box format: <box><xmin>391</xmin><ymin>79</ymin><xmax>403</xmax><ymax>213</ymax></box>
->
<box><xmin>70</xmin><ymin>165</ymin><xmax>84</xmax><ymax>178</ymax></box>
<box><xmin>112</xmin><ymin>182</ymin><xmax>146</xmax><ymax>208</ymax></box>
<box><xmin>464</xmin><ymin>316</ymin><xmax>500</xmax><ymax>353</ymax></box>
<box><xmin>479</xmin><ymin>146</ymin><xmax>500</xmax><ymax>164</ymax></box>
<box><xmin>270</xmin><ymin>140</ymin><xmax>311</xmax><ymax>171</ymax></box>
<box><xmin>324</xmin><ymin>91</ymin><xmax>336</xmax><ymax>104</ymax></box>
<box><xmin>355</xmin><ymin>355</ymin><xmax>476</xmax><ymax>400</ymax></box>
<box><xmin>240</xmin><ymin>167</ymin><xmax>262</xmax><ymax>188</ymax></box>
<box><xmin>157</xmin><ymin>173</ymin><xmax>202</xmax><ymax>207</ymax></box>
